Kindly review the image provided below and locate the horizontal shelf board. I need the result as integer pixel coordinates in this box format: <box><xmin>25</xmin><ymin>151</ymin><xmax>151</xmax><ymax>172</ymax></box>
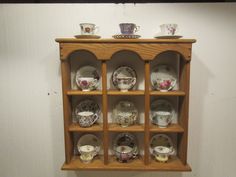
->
<box><xmin>67</xmin><ymin>90</ymin><xmax>102</xmax><ymax>96</ymax></box>
<box><xmin>68</xmin><ymin>123</ymin><xmax>103</xmax><ymax>132</ymax></box>
<box><xmin>150</xmin><ymin>90</ymin><xmax>186</xmax><ymax>96</ymax></box>
<box><xmin>149</xmin><ymin>123</ymin><xmax>184</xmax><ymax>133</ymax></box>
<box><xmin>56</xmin><ymin>38</ymin><xmax>196</xmax><ymax>44</ymax></box>
<box><xmin>61</xmin><ymin>156</ymin><xmax>191</xmax><ymax>171</ymax></box>
<box><xmin>107</xmin><ymin>90</ymin><xmax>145</xmax><ymax>96</ymax></box>
<box><xmin>108</xmin><ymin>123</ymin><xmax>145</xmax><ymax>132</ymax></box>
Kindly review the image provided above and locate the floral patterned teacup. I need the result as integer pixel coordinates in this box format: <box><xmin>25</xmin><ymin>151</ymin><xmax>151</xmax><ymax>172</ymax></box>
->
<box><xmin>80</xmin><ymin>23</ymin><xmax>99</xmax><ymax>35</ymax></box>
<box><xmin>160</xmin><ymin>24</ymin><xmax>178</xmax><ymax>35</ymax></box>
<box><xmin>114</xmin><ymin>145</ymin><xmax>134</xmax><ymax>162</ymax></box>
<box><xmin>119</xmin><ymin>23</ymin><xmax>140</xmax><ymax>35</ymax></box>
<box><xmin>78</xmin><ymin>145</ymin><xmax>97</xmax><ymax>163</ymax></box>
<box><xmin>116</xmin><ymin>112</ymin><xmax>135</xmax><ymax>127</ymax></box>
<box><xmin>153</xmin><ymin>146</ymin><xmax>174</xmax><ymax>163</ymax></box>
<box><xmin>77</xmin><ymin>111</ymin><xmax>99</xmax><ymax>127</ymax></box>
<box><xmin>152</xmin><ymin>111</ymin><xmax>172</xmax><ymax>128</ymax></box>
<box><xmin>117</xmin><ymin>76</ymin><xmax>136</xmax><ymax>92</ymax></box>
<box><xmin>156</xmin><ymin>78</ymin><xmax>175</xmax><ymax>92</ymax></box>
<box><xmin>77</xmin><ymin>77</ymin><xmax>98</xmax><ymax>91</ymax></box>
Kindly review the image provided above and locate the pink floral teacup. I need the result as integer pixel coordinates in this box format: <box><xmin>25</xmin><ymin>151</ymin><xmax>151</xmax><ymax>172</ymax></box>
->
<box><xmin>160</xmin><ymin>24</ymin><xmax>178</xmax><ymax>35</ymax></box>
<box><xmin>156</xmin><ymin>78</ymin><xmax>176</xmax><ymax>92</ymax></box>
<box><xmin>77</xmin><ymin>77</ymin><xmax>98</xmax><ymax>91</ymax></box>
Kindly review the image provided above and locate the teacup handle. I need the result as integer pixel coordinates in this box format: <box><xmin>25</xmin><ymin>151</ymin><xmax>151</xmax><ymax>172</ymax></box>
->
<box><xmin>167</xmin><ymin>114</ymin><xmax>173</xmax><ymax>124</ymax></box>
<box><xmin>91</xmin><ymin>113</ymin><xmax>99</xmax><ymax>124</ymax></box>
<box><xmin>134</xmin><ymin>25</ymin><xmax>140</xmax><ymax>33</ymax></box>
<box><xmin>167</xmin><ymin>79</ymin><xmax>176</xmax><ymax>91</ymax></box>
<box><xmin>93</xmin><ymin>26</ymin><xmax>99</xmax><ymax>35</ymax></box>
<box><xmin>131</xmin><ymin>77</ymin><xmax>136</xmax><ymax>85</ymax></box>
<box><xmin>168</xmin><ymin>147</ymin><xmax>176</xmax><ymax>156</ymax></box>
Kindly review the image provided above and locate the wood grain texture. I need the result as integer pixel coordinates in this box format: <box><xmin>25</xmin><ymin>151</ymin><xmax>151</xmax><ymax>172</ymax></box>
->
<box><xmin>149</xmin><ymin>123</ymin><xmax>184</xmax><ymax>133</ymax></box>
<box><xmin>58</xmin><ymin>42</ymin><xmax>193</xmax><ymax>61</ymax></box>
<box><xmin>61</xmin><ymin>60</ymin><xmax>73</xmax><ymax>163</ymax></box>
<box><xmin>66</xmin><ymin>90</ymin><xmax>102</xmax><ymax>95</ymax></box>
<box><xmin>108</xmin><ymin>123</ymin><xmax>144</xmax><ymax>132</ymax></box>
<box><xmin>178</xmin><ymin>60</ymin><xmax>191</xmax><ymax>165</ymax></box>
<box><xmin>144</xmin><ymin>61</ymin><xmax>150</xmax><ymax>165</ymax></box>
<box><xmin>107</xmin><ymin>90</ymin><xmax>145</xmax><ymax>95</ymax></box>
<box><xmin>68</xmin><ymin>123</ymin><xmax>103</xmax><ymax>132</ymax></box>
<box><xmin>61</xmin><ymin>156</ymin><xmax>191</xmax><ymax>171</ymax></box>
<box><xmin>150</xmin><ymin>90</ymin><xmax>185</xmax><ymax>96</ymax></box>
<box><xmin>102</xmin><ymin>61</ymin><xmax>109</xmax><ymax>165</ymax></box>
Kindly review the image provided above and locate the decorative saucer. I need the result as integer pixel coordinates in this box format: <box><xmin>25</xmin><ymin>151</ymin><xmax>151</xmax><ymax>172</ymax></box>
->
<box><xmin>74</xmin><ymin>35</ymin><xmax>101</xmax><ymax>39</ymax></box>
<box><xmin>77</xmin><ymin>134</ymin><xmax>101</xmax><ymax>154</ymax></box>
<box><xmin>154</xmin><ymin>34</ymin><xmax>183</xmax><ymax>39</ymax></box>
<box><xmin>151</xmin><ymin>65</ymin><xmax>177</xmax><ymax>91</ymax></box>
<box><xmin>112</xmin><ymin>34</ymin><xmax>141</xmax><ymax>39</ymax></box>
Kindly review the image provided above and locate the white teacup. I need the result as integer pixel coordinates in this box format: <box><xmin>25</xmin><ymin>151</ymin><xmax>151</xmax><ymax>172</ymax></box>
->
<box><xmin>152</xmin><ymin>111</ymin><xmax>172</xmax><ymax>128</ymax></box>
<box><xmin>78</xmin><ymin>145</ymin><xmax>97</xmax><ymax>163</ymax></box>
<box><xmin>77</xmin><ymin>111</ymin><xmax>99</xmax><ymax>127</ymax></box>
<box><xmin>160</xmin><ymin>24</ymin><xmax>178</xmax><ymax>36</ymax></box>
<box><xmin>80</xmin><ymin>23</ymin><xmax>99</xmax><ymax>35</ymax></box>
<box><xmin>77</xmin><ymin>77</ymin><xmax>97</xmax><ymax>91</ymax></box>
<box><xmin>117</xmin><ymin>77</ymin><xmax>136</xmax><ymax>92</ymax></box>
<box><xmin>153</xmin><ymin>146</ymin><xmax>174</xmax><ymax>162</ymax></box>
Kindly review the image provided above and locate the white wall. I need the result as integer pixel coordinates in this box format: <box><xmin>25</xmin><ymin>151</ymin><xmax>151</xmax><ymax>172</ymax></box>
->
<box><xmin>0</xmin><ymin>3</ymin><xmax>236</xmax><ymax>177</ymax></box>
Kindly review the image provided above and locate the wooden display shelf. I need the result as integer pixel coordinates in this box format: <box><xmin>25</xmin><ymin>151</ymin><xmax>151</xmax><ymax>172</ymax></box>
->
<box><xmin>61</xmin><ymin>156</ymin><xmax>191</xmax><ymax>171</ymax></box>
<box><xmin>149</xmin><ymin>123</ymin><xmax>184</xmax><ymax>133</ymax></box>
<box><xmin>107</xmin><ymin>90</ymin><xmax>145</xmax><ymax>96</ymax></box>
<box><xmin>150</xmin><ymin>90</ymin><xmax>185</xmax><ymax>96</ymax></box>
<box><xmin>108</xmin><ymin>123</ymin><xmax>144</xmax><ymax>132</ymax></box>
<box><xmin>68</xmin><ymin>123</ymin><xmax>103</xmax><ymax>132</ymax></box>
<box><xmin>67</xmin><ymin>90</ymin><xmax>102</xmax><ymax>96</ymax></box>
<box><xmin>56</xmin><ymin>38</ymin><xmax>196</xmax><ymax>171</ymax></box>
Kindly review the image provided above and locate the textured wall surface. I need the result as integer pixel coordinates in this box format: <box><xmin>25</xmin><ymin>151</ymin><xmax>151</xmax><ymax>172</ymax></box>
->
<box><xmin>0</xmin><ymin>3</ymin><xmax>236</xmax><ymax>177</ymax></box>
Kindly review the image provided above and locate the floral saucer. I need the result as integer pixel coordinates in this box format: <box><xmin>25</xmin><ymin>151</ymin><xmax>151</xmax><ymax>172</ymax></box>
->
<box><xmin>149</xmin><ymin>134</ymin><xmax>175</xmax><ymax>155</ymax></box>
<box><xmin>74</xmin><ymin>99</ymin><xmax>100</xmax><ymax>117</ymax></box>
<box><xmin>112</xmin><ymin>100</ymin><xmax>138</xmax><ymax>127</ymax></box>
<box><xmin>74</xmin><ymin>35</ymin><xmax>101</xmax><ymax>39</ymax></box>
<box><xmin>150</xmin><ymin>99</ymin><xmax>174</xmax><ymax>124</ymax></box>
<box><xmin>112</xmin><ymin>66</ymin><xmax>137</xmax><ymax>91</ymax></box>
<box><xmin>151</xmin><ymin>65</ymin><xmax>177</xmax><ymax>91</ymax></box>
<box><xmin>77</xmin><ymin>134</ymin><xmax>101</xmax><ymax>154</ymax></box>
<box><xmin>154</xmin><ymin>32</ymin><xmax>182</xmax><ymax>39</ymax></box>
<box><xmin>112</xmin><ymin>34</ymin><xmax>141</xmax><ymax>39</ymax></box>
<box><xmin>75</xmin><ymin>65</ymin><xmax>100</xmax><ymax>91</ymax></box>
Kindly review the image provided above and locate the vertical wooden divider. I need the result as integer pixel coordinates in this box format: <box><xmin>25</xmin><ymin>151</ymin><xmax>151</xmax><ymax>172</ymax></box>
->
<box><xmin>144</xmin><ymin>61</ymin><xmax>150</xmax><ymax>165</ymax></box>
<box><xmin>61</xmin><ymin>59</ymin><xmax>73</xmax><ymax>164</ymax></box>
<box><xmin>178</xmin><ymin>59</ymin><xmax>191</xmax><ymax>165</ymax></box>
<box><xmin>102</xmin><ymin>61</ymin><xmax>109</xmax><ymax>165</ymax></box>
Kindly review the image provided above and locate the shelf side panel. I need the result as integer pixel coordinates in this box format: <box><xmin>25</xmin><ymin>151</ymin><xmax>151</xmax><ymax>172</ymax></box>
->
<box><xmin>61</xmin><ymin>60</ymin><xmax>73</xmax><ymax>163</ymax></box>
<box><xmin>178</xmin><ymin>59</ymin><xmax>191</xmax><ymax>165</ymax></box>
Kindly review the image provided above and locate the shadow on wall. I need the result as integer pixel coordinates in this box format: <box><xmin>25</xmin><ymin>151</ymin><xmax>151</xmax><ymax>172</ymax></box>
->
<box><xmin>185</xmin><ymin>50</ymin><xmax>213</xmax><ymax>176</ymax></box>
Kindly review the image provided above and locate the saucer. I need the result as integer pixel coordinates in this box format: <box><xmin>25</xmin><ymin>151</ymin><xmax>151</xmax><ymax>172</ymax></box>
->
<box><xmin>154</xmin><ymin>34</ymin><xmax>183</xmax><ymax>39</ymax></box>
<box><xmin>74</xmin><ymin>35</ymin><xmax>101</xmax><ymax>39</ymax></box>
<box><xmin>112</xmin><ymin>34</ymin><xmax>141</xmax><ymax>39</ymax></box>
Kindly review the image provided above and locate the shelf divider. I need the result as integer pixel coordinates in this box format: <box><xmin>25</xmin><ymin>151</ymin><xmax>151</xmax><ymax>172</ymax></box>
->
<box><xmin>144</xmin><ymin>61</ymin><xmax>151</xmax><ymax>165</ymax></box>
<box><xmin>102</xmin><ymin>61</ymin><xmax>109</xmax><ymax>165</ymax></box>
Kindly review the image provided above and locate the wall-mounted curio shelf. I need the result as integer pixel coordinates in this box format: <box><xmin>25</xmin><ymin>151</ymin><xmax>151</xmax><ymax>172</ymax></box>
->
<box><xmin>55</xmin><ymin>38</ymin><xmax>196</xmax><ymax>171</ymax></box>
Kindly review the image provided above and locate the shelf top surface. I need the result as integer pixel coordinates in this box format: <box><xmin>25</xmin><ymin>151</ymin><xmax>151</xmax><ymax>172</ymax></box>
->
<box><xmin>55</xmin><ymin>38</ymin><xmax>196</xmax><ymax>43</ymax></box>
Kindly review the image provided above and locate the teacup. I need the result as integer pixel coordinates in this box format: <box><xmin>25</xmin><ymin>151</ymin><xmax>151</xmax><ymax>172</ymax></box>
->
<box><xmin>80</xmin><ymin>23</ymin><xmax>98</xmax><ymax>35</ymax></box>
<box><xmin>114</xmin><ymin>145</ymin><xmax>134</xmax><ymax>163</ymax></box>
<box><xmin>77</xmin><ymin>77</ymin><xmax>98</xmax><ymax>91</ymax></box>
<box><xmin>78</xmin><ymin>145</ymin><xmax>97</xmax><ymax>163</ymax></box>
<box><xmin>153</xmin><ymin>146</ymin><xmax>174</xmax><ymax>163</ymax></box>
<box><xmin>116</xmin><ymin>112</ymin><xmax>135</xmax><ymax>127</ymax></box>
<box><xmin>117</xmin><ymin>77</ymin><xmax>136</xmax><ymax>92</ymax></box>
<box><xmin>155</xmin><ymin>78</ymin><xmax>175</xmax><ymax>92</ymax></box>
<box><xmin>152</xmin><ymin>111</ymin><xmax>172</xmax><ymax>128</ymax></box>
<box><xmin>160</xmin><ymin>24</ymin><xmax>178</xmax><ymax>36</ymax></box>
<box><xmin>77</xmin><ymin>111</ymin><xmax>99</xmax><ymax>127</ymax></box>
<box><xmin>119</xmin><ymin>23</ymin><xmax>140</xmax><ymax>35</ymax></box>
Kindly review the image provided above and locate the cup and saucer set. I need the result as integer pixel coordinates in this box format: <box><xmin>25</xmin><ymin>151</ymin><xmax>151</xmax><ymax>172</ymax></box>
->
<box><xmin>74</xmin><ymin>23</ymin><xmax>101</xmax><ymax>39</ymax></box>
<box><xmin>154</xmin><ymin>24</ymin><xmax>183</xmax><ymax>39</ymax></box>
<box><xmin>112</xmin><ymin>23</ymin><xmax>141</xmax><ymax>39</ymax></box>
